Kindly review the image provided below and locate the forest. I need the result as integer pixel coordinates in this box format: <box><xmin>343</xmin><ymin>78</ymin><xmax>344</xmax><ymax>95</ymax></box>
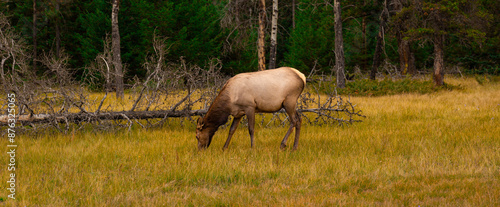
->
<box><xmin>1</xmin><ymin>0</ymin><xmax>498</xmax><ymax>91</ymax></box>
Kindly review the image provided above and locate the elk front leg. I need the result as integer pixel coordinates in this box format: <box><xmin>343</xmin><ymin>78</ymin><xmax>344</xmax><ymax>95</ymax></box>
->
<box><xmin>223</xmin><ymin>116</ymin><xmax>242</xmax><ymax>150</ymax></box>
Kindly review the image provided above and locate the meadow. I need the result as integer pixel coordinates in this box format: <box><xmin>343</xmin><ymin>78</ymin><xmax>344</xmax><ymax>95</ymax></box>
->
<box><xmin>1</xmin><ymin>76</ymin><xmax>499</xmax><ymax>206</ymax></box>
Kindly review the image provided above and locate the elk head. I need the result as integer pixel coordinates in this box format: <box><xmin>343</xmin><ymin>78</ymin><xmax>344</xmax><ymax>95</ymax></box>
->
<box><xmin>196</xmin><ymin>117</ymin><xmax>212</xmax><ymax>150</ymax></box>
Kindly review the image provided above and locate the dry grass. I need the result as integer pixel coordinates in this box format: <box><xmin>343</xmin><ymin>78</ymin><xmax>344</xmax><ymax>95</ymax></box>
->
<box><xmin>1</xmin><ymin>76</ymin><xmax>499</xmax><ymax>206</ymax></box>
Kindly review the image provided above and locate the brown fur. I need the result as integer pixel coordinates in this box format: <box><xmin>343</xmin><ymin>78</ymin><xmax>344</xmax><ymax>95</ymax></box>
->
<box><xmin>196</xmin><ymin>67</ymin><xmax>306</xmax><ymax>150</ymax></box>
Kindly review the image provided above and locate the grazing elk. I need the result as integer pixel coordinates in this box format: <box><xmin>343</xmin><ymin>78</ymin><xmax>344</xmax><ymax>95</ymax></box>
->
<box><xmin>196</xmin><ymin>67</ymin><xmax>306</xmax><ymax>150</ymax></box>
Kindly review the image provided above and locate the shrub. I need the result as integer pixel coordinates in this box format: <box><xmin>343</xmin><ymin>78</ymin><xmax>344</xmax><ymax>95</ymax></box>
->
<box><xmin>313</xmin><ymin>78</ymin><xmax>461</xmax><ymax>96</ymax></box>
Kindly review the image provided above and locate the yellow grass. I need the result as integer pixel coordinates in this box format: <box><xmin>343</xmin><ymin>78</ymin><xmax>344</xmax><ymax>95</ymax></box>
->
<box><xmin>1</xmin><ymin>76</ymin><xmax>499</xmax><ymax>206</ymax></box>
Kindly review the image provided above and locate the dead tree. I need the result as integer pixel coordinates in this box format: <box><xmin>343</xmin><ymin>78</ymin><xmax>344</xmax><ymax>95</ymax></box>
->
<box><xmin>112</xmin><ymin>0</ymin><xmax>124</xmax><ymax>99</ymax></box>
<box><xmin>0</xmin><ymin>13</ymin><xmax>30</xmax><ymax>86</ymax></box>
<box><xmin>334</xmin><ymin>0</ymin><xmax>346</xmax><ymax>88</ymax></box>
<box><xmin>268</xmin><ymin>0</ymin><xmax>278</xmax><ymax>69</ymax></box>
<box><xmin>41</xmin><ymin>50</ymin><xmax>72</xmax><ymax>86</ymax></box>
<box><xmin>221</xmin><ymin>0</ymin><xmax>268</xmax><ymax>71</ymax></box>
<box><xmin>258</xmin><ymin>0</ymin><xmax>266</xmax><ymax>71</ymax></box>
<box><xmin>221</xmin><ymin>0</ymin><xmax>258</xmax><ymax>54</ymax></box>
<box><xmin>1</xmin><ymin>13</ymin><xmax>14</xmax><ymax>84</ymax></box>
<box><xmin>1</xmin><ymin>30</ymin><xmax>364</xmax><ymax>133</ymax></box>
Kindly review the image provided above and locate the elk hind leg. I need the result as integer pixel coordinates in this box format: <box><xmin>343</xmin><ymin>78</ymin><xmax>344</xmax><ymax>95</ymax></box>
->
<box><xmin>292</xmin><ymin>111</ymin><xmax>301</xmax><ymax>150</ymax></box>
<box><xmin>281</xmin><ymin>102</ymin><xmax>299</xmax><ymax>150</ymax></box>
<box><xmin>280</xmin><ymin>124</ymin><xmax>294</xmax><ymax>150</ymax></box>
<box><xmin>245</xmin><ymin>108</ymin><xmax>256</xmax><ymax>148</ymax></box>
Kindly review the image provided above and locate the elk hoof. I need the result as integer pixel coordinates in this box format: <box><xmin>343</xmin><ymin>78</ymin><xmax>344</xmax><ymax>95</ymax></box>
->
<box><xmin>280</xmin><ymin>143</ymin><xmax>287</xmax><ymax>150</ymax></box>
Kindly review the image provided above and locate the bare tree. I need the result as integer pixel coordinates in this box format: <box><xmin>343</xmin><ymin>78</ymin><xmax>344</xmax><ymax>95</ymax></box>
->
<box><xmin>0</xmin><ymin>13</ymin><xmax>12</xmax><ymax>83</ymax></box>
<box><xmin>221</xmin><ymin>0</ymin><xmax>270</xmax><ymax>71</ymax></box>
<box><xmin>100</xmin><ymin>36</ymin><xmax>114</xmax><ymax>92</ymax></box>
<box><xmin>258</xmin><ymin>0</ymin><xmax>266</xmax><ymax>71</ymax></box>
<box><xmin>334</xmin><ymin>0</ymin><xmax>345</xmax><ymax>88</ymax></box>
<box><xmin>221</xmin><ymin>0</ymin><xmax>258</xmax><ymax>54</ymax></box>
<box><xmin>40</xmin><ymin>50</ymin><xmax>72</xmax><ymax>86</ymax></box>
<box><xmin>111</xmin><ymin>0</ymin><xmax>124</xmax><ymax>99</ymax></box>
<box><xmin>82</xmin><ymin>35</ymin><xmax>114</xmax><ymax>92</ymax></box>
<box><xmin>0</xmin><ymin>13</ymin><xmax>29</xmax><ymax>85</ymax></box>
<box><xmin>0</xmin><ymin>16</ymin><xmax>364</xmax><ymax>132</ymax></box>
<box><xmin>268</xmin><ymin>0</ymin><xmax>278</xmax><ymax>69</ymax></box>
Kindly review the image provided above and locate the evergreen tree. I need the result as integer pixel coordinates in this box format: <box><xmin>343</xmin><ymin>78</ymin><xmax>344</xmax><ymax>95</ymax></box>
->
<box><xmin>394</xmin><ymin>0</ymin><xmax>492</xmax><ymax>85</ymax></box>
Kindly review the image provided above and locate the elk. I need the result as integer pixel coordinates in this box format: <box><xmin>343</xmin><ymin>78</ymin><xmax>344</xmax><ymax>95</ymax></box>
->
<box><xmin>196</xmin><ymin>67</ymin><xmax>306</xmax><ymax>150</ymax></box>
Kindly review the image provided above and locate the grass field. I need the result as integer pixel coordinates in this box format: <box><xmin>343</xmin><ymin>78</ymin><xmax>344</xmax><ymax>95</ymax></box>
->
<box><xmin>1</xmin><ymin>76</ymin><xmax>499</xmax><ymax>206</ymax></box>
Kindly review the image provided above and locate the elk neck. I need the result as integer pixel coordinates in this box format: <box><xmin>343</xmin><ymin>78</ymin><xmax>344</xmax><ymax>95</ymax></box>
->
<box><xmin>203</xmin><ymin>91</ymin><xmax>231</xmax><ymax>132</ymax></box>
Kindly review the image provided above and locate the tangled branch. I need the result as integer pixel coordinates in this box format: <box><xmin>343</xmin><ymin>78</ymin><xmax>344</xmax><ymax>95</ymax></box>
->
<box><xmin>1</xmin><ymin>29</ymin><xmax>363</xmax><ymax>133</ymax></box>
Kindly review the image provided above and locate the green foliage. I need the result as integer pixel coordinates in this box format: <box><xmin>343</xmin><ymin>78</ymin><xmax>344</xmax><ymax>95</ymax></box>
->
<box><xmin>2</xmin><ymin>0</ymin><xmax>227</xmax><ymax>81</ymax></box>
<box><xmin>222</xmin><ymin>31</ymin><xmax>259</xmax><ymax>74</ymax></box>
<box><xmin>391</xmin><ymin>0</ymin><xmax>498</xmax><ymax>75</ymax></box>
<box><xmin>284</xmin><ymin>0</ymin><xmax>384</xmax><ymax>74</ymax></box>
<box><xmin>284</xmin><ymin>2</ymin><xmax>334</xmax><ymax>72</ymax></box>
<box><xmin>71</xmin><ymin>1</ymin><xmax>110</xmax><ymax>68</ymax></box>
<box><xmin>104</xmin><ymin>0</ymin><xmax>226</xmax><ymax>78</ymax></box>
<box><xmin>1</xmin><ymin>0</ymin><xmax>499</xmax><ymax>84</ymax></box>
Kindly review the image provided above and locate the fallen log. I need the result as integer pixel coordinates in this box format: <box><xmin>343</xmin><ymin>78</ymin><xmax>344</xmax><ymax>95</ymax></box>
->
<box><xmin>0</xmin><ymin>108</ymin><xmax>363</xmax><ymax>126</ymax></box>
<box><xmin>0</xmin><ymin>109</ymin><xmax>207</xmax><ymax>126</ymax></box>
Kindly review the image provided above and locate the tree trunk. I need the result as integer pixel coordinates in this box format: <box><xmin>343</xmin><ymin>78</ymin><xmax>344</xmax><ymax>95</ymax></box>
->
<box><xmin>409</xmin><ymin>50</ymin><xmax>415</xmax><ymax>75</ymax></box>
<box><xmin>32</xmin><ymin>0</ymin><xmax>37</xmax><ymax>71</ymax></box>
<box><xmin>258</xmin><ymin>0</ymin><xmax>266</xmax><ymax>71</ymax></box>
<box><xmin>433</xmin><ymin>34</ymin><xmax>445</xmax><ymax>86</ymax></box>
<box><xmin>370</xmin><ymin>0</ymin><xmax>389</xmax><ymax>80</ymax></box>
<box><xmin>112</xmin><ymin>0</ymin><xmax>124</xmax><ymax>99</ymax></box>
<box><xmin>1</xmin><ymin>55</ymin><xmax>9</xmax><ymax>84</ymax></box>
<box><xmin>334</xmin><ymin>0</ymin><xmax>345</xmax><ymax>88</ymax></box>
<box><xmin>397</xmin><ymin>35</ymin><xmax>415</xmax><ymax>75</ymax></box>
<box><xmin>269</xmin><ymin>0</ymin><xmax>278</xmax><ymax>69</ymax></box>
<box><xmin>370</xmin><ymin>28</ymin><xmax>384</xmax><ymax>80</ymax></box>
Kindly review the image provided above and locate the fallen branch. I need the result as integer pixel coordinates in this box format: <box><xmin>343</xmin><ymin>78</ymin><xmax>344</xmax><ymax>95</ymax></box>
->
<box><xmin>0</xmin><ymin>109</ymin><xmax>208</xmax><ymax>126</ymax></box>
<box><xmin>0</xmin><ymin>107</ymin><xmax>364</xmax><ymax>126</ymax></box>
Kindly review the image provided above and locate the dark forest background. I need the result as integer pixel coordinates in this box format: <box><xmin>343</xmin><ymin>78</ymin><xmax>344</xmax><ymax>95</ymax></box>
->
<box><xmin>1</xmin><ymin>0</ymin><xmax>499</xmax><ymax>89</ymax></box>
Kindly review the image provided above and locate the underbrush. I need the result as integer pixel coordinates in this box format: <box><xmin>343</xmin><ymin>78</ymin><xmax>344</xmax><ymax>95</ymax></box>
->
<box><xmin>311</xmin><ymin>77</ymin><xmax>463</xmax><ymax>96</ymax></box>
<box><xmin>474</xmin><ymin>74</ymin><xmax>500</xmax><ymax>85</ymax></box>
